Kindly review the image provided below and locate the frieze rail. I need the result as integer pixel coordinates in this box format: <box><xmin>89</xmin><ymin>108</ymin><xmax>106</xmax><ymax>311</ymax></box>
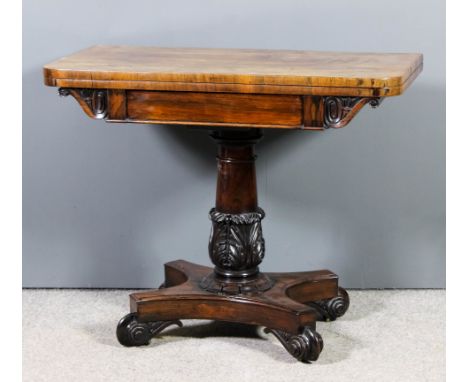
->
<box><xmin>58</xmin><ymin>88</ymin><xmax>382</xmax><ymax>129</ymax></box>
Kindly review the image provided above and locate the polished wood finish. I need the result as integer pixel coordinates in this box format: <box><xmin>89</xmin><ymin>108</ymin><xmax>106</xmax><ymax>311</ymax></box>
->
<box><xmin>116</xmin><ymin>259</ymin><xmax>340</xmax><ymax>361</ymax></box>
<box><xmin>107</xmin><ymin>89</ymin><xmax>126</xmax><ymax>120</ymax></box>
<box><xmin>47</xmin><ymin>46</ymin><xmax>423</xmax><ymax>129</ymax></box>
<box><xmin>45</xmin><ymin>46</ymin><xmax>422</xmax><ymax>362</ymax></box>
<box><xmin>113</xmin><ymin>130</ymin><xmax>349</xmax><ymax>362</ymax></box>
<box><xmin>130</xmin><ymin>260</ymin><xmax>336</xmax><ymax>333</ymax></box>
<box><xmin>127</xmin><ymin>91</ymin><xmax>303</xmax><ymax>128</ymax></box>
<box><xmin>213</xmin><ymin>129</ymin><xmax>261</xmax><ymax>214</ymax></box>
<box><xmin>44</xmin><ymin>46</ymin><xmax>422</xmax><ymax>97</ymax></box>
<box><xmin>208</xmin><ymin>130</ymin><xmax>265</xmax><ymax>279</ymax></box>
<box><xmin>56</xmin><ymin>88</ymin><xmax>387</xmax><ymax>129</ymax></box>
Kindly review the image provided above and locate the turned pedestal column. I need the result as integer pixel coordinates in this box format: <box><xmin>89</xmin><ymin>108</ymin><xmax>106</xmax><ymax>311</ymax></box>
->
<box><xmin>201</xmin><ymin>129</ymin><xmax>273</xmax><ymax>293</ymax></box>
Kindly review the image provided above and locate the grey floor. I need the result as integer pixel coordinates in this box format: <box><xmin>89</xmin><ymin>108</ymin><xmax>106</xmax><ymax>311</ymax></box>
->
<box><xmin>23</xmin><ymin>289</ymin><xmax>445</xmax><ymax>382</ymax></box>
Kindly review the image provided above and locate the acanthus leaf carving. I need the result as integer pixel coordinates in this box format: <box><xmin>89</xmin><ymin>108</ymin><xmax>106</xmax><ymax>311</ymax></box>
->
<box><xmin>208</xmin><ymin>208</ymin><xmax>265</xmax><ymax>276</ymax></box>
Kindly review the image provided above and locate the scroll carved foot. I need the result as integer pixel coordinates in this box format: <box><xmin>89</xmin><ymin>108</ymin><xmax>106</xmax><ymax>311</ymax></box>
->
<box><xmin>308</xmin><ymin>287</ymin><xmax>350</xmax><ymax>321</ymax></box>
<box><xmin>116</xmin><ymin>312</ymin><xmax>182</xmax><ymax>347</ymax></box>
<box><xmin>264</xmin><ymin>326</ymin><xmax>324</xmax><ymax>362</ymax></box>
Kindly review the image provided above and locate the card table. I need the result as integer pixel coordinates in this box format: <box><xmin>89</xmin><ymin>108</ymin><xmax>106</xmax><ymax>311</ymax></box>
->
<box><xmin>44</xmin><ymin>46</ymin><xmax>422</xmax><ymax>362</ymax></box>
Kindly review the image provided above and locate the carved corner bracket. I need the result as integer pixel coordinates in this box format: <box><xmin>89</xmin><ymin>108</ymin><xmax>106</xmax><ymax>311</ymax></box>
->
<box><xmin>59</xmin><ymin>88</ymin><xmax>108</xmax><ymax>119</ymax></box>
<box><xmin>323</xmin><ymin>96</ymin><xmax>383</xmax><ymax>129</ymax></box>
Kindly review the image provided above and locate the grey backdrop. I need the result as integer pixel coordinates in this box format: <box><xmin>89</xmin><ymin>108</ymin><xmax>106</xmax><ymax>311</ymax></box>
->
<box><xmin>23</xmin><ymin>0</ymin><xmax>445</xmax><ymax>288</ymax></box>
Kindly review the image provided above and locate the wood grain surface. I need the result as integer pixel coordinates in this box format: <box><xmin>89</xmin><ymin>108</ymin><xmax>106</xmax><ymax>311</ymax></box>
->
<box><xmin>126</xmin><ymin>91</ymin><xmax>302</xmax><ymax>127</ymax></box>
<box><xmin>44</xmin><ymin>45</ymin><xmax>423</xmax><ymax>96</ymax></box>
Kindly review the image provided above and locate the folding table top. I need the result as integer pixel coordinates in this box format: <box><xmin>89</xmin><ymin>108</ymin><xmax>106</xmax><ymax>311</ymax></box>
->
<box><xmin>44</xmin><ymin>45</ymin><xmax>423</xmax><ymax>97</ymax></box>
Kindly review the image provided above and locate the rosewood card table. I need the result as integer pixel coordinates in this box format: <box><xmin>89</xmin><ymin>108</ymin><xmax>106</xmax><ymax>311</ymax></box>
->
<box><xmin>44</xmin><ymin>46</ymin><xmax>422</xmax><ymax>362</ymax></box>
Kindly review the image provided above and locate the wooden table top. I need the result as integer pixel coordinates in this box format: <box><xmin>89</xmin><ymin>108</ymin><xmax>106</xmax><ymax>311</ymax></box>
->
<box><xmin>44</xmin><ymin>45</ymin><xmax>422</xmax><ymax>97</ymax></box>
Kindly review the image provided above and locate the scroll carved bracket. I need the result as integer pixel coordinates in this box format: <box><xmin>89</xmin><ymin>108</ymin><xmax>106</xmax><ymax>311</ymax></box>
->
<box><xmin>59</xmin><ymin>88</ymin><xmax>108</xmax><ymax>119</ymax></box>
<box><xmin>307</xmin><ymin>287</ymin><xmax>350</xmax><ymax>321</ymax></box>
<box><xmin>264</xmin><ymin>326</ymin><xmax>324</xmax><ymax>362</ymax></box>
<box><xmin>116</xmin><ymin>312</ymin><xmax>182</xmax><ymax>347</ymax></box>
<box><xmin>323</xmin><ymin>96</ymin><xmax>383</xmax><ymax>129</ymax></box>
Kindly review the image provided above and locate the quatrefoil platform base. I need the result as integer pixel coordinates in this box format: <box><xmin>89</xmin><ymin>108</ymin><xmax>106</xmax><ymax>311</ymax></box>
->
<box><xmin>116</xmin><ymin>260</ymin><xmax>349</xmax><ymax>362</ymax></box>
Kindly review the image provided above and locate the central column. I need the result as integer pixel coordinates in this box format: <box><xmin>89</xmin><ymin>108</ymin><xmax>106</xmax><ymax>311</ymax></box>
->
<box><xmin>201</xmin><ymin>128</ymin><xmax>272</xmax><ymax>294</ymax></box>
<box><xmin>215</xmin><ymin>129</ymin><xmax>260</xmax><ymax>214</ymax></box>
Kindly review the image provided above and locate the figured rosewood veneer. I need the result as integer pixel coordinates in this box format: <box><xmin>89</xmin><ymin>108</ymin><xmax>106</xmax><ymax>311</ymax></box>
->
<box><xmin>44</xmin><ymin>46</ymin><xmax>422</xmax><ymax>362</ymax></box>
<box><xmin>46</xmin><ymin>46</ymin><xmax>422</xmax><ymax>129</ymax></box>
